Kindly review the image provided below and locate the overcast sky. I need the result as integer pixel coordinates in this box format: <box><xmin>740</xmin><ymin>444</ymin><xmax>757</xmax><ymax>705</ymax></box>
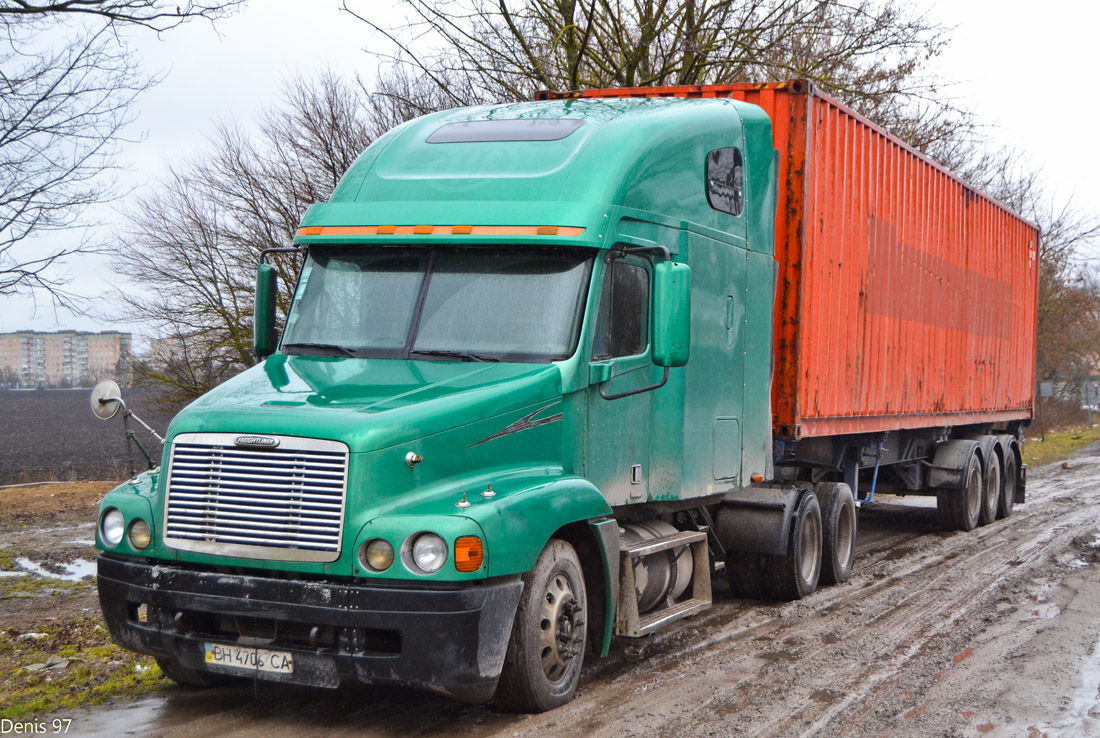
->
<box><xmin>2</xmin><ymin>0</ymin><xmax>1096</xmax><ymax>342</ymax></box>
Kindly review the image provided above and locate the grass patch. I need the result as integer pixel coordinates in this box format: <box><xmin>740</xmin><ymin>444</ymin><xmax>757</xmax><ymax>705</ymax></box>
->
<box><xmin>0</xmin><ymin>614</ymin><xmax>167</xmax><ymax>719</ymax></box>
<box><xmin>0</xmin><ymin>576</ymin><xmax>93</xmax><ymax>599</ymax></box>
<box><xmin>1021</xmin><ymin>425</ymin><xmax>1100</xmax><ymax>467</ymax></box>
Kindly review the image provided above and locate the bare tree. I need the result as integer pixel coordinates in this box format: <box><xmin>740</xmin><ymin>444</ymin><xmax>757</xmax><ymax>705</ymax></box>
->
<box><xmin>114</xmin><ymin>72</ymin><xmax>377</xmax><ymax>407</ymax></box>
<box><xmin>0</xmin><ymin>1</ymin><xmax>244</xmax><ymax>31</ymax></box>
<box><xmin>0</xmin><ymin>0</ymin><xmax>245</xmax><ymax>304</ymax></box>
<box><xmin>346</xmin><ymin>1</ymin><xmax>963</xmax><ymax>140</ymax></box>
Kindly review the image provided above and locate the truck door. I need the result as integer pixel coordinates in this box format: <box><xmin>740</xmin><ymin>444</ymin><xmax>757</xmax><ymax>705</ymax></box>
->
<box><xmin>584</xmin><ymin>254</ymin><xmax>662</xmax><ymax>506</ymax></box>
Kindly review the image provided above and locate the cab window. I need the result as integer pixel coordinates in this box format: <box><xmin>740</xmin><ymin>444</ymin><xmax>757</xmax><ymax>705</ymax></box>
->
<box><xmin>706</xmin><ymin>147</ymin><xmax>743</xmax><ymax>216</ymax></box>
<box><xmin>592</xmin><ymin>259</ymin><xmax>649</xmax><ymax>359</ymax></box>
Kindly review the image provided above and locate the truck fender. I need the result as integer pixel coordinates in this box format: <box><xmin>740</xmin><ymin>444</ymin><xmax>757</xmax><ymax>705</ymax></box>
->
<box><xmin>464</xmin><ymin>475</ymin><xmax>612</xmax><ymax>578</ymax></box>
<box><xmin>715</xmin><ymin>484</ymin><xmax>809</xmax><ymax>557</ymax></box>
<box><xmin>927</xmin><ymin>439</ymin><xmax>981</xmax><ymax>489</ymax></box>
<box><xmin>964</xmin><ymin>434</ymin><xmax>1002</xmax><ymax>477</ymax></box>
<box><xmin>997</xmin><ymin>434</ymin><xmax>1026</xmax><ymax>503</ymax></box>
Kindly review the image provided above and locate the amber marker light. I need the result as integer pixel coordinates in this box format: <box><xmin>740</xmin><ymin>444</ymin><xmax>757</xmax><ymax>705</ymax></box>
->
<box><xmin>751</xmin><ymin>473</ymin><xmax>764</xmax><ymax>483</ymax></box>
<box><xmin>536</xmin><ymin>225</ymin><xmax>559</xmax><ymax>235</ymax></box>
<box><xmin>300</xmin><ymin>226</ymin><xmax>323</xmax><ymax>235</ymax></box>
<box><xmin>454</xmin><ymin>536</ymin><xmax>484</xmax><ymax>572</ymax></box>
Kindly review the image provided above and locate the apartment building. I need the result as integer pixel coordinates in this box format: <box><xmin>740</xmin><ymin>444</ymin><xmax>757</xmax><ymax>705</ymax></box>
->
<box><xmin>0</xmin><ymin>330</ymin><xmax>132</xmax><ymax>388</ymax></box>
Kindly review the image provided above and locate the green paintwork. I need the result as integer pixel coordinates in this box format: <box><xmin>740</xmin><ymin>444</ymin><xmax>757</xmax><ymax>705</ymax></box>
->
<box><xmin>652</xmin><ymin>261</ymin><xmax>691</xmax><ymax>367</ymax></box>
<box><xmin>253</xmin><ymin>263</ymin><xmax>277</xmax><ymax>358</ymax></box>
<box><xmin>96</xmin><ymin>96</ymin><xmax>778</xmax><ymax>602</ymax></box>
<box><xmin>95</xmin><ymin>471</ymin><xmax>161</xmax><ymax>558</ymax></box>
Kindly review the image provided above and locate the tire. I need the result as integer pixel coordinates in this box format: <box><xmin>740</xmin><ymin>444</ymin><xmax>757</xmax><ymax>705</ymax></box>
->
<box><xmin>494</xmin><ymin>539</ymin><xmax>587</xmax><ymax>713</ymax></box>
<box><xmin>978</xmin><ymin>450</ymin><xmax>1001</xmax><ymax>526</ymax></box>
<box><xmin>155</xmin><ymin>656</ymin><xmax>240</xmax><ymax>687</ymax></box>
<box><xmin>936</xmin><ymin>451</ymin><xmax>982</xmax><ymax>531</ymax></box>
<box><xmin>765</xmin><ymin>490</ymin><xmax>822</xmax><ymax>601</ymax></box>
<box><xmin>816</xmin><ymin>482</ymin><xmax>857</xmax><ymax>586</ymax></box>
<box><xmin>998</xmin><ymin>452</ymin><xmax>1018</xmax><ymax>519</ymax></box>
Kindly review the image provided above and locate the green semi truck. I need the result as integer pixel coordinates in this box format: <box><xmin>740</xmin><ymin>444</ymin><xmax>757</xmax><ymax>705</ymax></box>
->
<box><xmin>93</xmin><ymin>81</ymin><xmax>1038</xmax><ymax>712</ymax></box>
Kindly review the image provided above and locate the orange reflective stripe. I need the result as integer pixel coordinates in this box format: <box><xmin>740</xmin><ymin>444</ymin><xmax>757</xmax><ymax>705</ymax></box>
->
<box><xmin>296</xmin><ymin>225</ymin><xmax>585</xmax><ymax>237</ymax></box>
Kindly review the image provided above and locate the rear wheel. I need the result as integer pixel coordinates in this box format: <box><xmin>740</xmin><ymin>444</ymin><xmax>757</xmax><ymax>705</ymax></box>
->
<box><xmin>765</xmin><ymin>490</ymin><xmax>822</xmax><ymax>601</ymax></box>
<box><xmin>816</xmin><ymin>482</ymin><xmax>857</xmax><ymax>585</ymax></box>
<box><xmin>155</xmin><ymin>656</ymin><xmax>240</xmax><ymax>688</ymax></box>
<box><xmin>998</xmin><ymin>452</ymin><xmax>1018</xmax><ymax>519</ymax></box>
<box><xmin>978</xmin><ymin>451</ymin><xmax>1001</xmax><ymax>526</ymax></box>
<box><xmin>937</xmin><ymin>452</ymin><xmax>982</xmax><ymax>531</ymax></box>
<box><xmin>494</xmin><ymin>539</ymin><xmax>587</xmax><ymax>713</ymax></box>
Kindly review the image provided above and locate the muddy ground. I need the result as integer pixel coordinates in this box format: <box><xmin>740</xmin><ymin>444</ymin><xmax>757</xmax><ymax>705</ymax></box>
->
<box><xmin>5</xmin><ymin>447</ymin><xmax>1100</xmax><ymax>736</ymax></box>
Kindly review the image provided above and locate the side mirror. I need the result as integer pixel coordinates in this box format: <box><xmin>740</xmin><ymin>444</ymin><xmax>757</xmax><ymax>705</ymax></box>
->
<box><xmin>254</xmin><ymin>263</ymin><xmax>278</xmax><ymax>358</ymax></box>
<box><xmin>652</xmin><ymin>261</ymin><xmax>690</xmax><ymax>367</ymax></box>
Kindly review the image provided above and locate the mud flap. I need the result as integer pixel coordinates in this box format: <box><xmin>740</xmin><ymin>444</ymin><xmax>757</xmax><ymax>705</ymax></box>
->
<box><xmin>716</xmin><ymin>484</ymin><xmax>807</xmax><ymax>556</ymax></box>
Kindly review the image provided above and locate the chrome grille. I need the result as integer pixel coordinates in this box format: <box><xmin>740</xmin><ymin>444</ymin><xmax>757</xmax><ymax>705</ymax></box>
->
<box><xmin>163</xmin><ymin>433</ymin><xmax>349</xmax><ymax>562</ymax></box>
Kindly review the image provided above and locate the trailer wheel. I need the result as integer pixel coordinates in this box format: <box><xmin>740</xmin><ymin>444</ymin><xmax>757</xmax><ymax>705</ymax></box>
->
<box><xmin>766</xmin><ymin>490</ymin><xmax>822</xmax><ymax>601</ymax></box>
<box><xmin>978</xmin><ymin>450</ymin><xmax>1001</xmax><ymax>526</ymax></box>
<box><xmin>936</xmin><ymin>452</ymin><xmax>982</xmax><ymax>531</ymax></box>
<box><xmin>816</xmin><ymin>482</ymin><xmax>857</xmax><ymax>585</ymax></box>
<box><xmin>998</xmin><ymin>452</ymin><xmax>1018</xmax><ymax>519</ymax></box>
<box><xmin>155</xmin><ymin>656</ymin><xmax>239</xmax><ymax>688</ymax></box>
<box><xmin>494</xmin><ymin>539</ymin><xmax>587</xmax><ymax>713</ymax></box>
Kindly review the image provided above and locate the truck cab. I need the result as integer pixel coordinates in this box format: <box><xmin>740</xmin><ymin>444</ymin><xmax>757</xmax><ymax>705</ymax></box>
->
<box><xmin>95</xmin><ymin>95</ymin><xmax>778</xmax><ymax>710</ymax></box>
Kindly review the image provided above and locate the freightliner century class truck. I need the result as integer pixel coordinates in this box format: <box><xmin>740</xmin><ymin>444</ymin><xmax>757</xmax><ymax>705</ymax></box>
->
<box><xmin>92</xmin><ymin>80</ymin><xmax>1039</xmax><ymax>712</ymax></box>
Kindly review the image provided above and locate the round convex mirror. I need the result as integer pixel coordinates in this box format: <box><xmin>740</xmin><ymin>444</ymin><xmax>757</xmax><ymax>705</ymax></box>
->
<box><xmin>90</xmin><ymin>380</ymin><xmax>123</xmax><ymax>420</ymax></box>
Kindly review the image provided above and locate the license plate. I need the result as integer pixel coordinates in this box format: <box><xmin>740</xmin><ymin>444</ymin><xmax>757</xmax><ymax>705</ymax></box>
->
<box><xmin>204</xmin><ymin>642</ymin><xmax>294</xmax><ymax>675</ymax></box>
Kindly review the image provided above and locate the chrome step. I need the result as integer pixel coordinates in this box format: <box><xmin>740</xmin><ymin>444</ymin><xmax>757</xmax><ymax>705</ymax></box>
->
<box><xmin>615</xmin><ymin>529</ymin><xmax>712</xmax><ymax>638</ymax></box>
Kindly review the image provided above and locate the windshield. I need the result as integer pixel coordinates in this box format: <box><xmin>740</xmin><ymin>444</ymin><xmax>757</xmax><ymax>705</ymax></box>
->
<box><xmin>281</xmin><ymin>246</ymin><xmax>594</xmax><ymax>362</ymax></box>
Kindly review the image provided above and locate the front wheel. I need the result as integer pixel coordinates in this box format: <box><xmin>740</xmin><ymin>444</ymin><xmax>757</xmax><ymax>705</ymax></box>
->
<box><xmin>494</xmin><ymin>539</ymin><xmax>587</xmax><ymax>713</ymax></box>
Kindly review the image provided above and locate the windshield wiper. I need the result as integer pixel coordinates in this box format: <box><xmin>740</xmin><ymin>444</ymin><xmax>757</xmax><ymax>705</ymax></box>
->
<box><xmin>282</xmin><ymin>342</ymin><xmax>358</xmax><ymax>358</ymax></box>
<box><xmin>410</xmin><ymin>349</ymin><xmax>500</xmax><ymax>363</ymax></box>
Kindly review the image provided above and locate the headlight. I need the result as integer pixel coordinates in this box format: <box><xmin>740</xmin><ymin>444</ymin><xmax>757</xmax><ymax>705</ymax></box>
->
<box><xmin>411</xmin><ymin>533</ymin><xmax>447</xmax><ymax>573</ymax></box>
<box><xmin>101</xmin><ymin>508</ymin><xmax>125</xmax><ymax>547</ymax></box>
<box><xmin>359</xmin><ymin>539</ymin><xmax>394</xmax><ymax>572</ymax></box>
<box><xmin>128</xmin><ymin>519</ymin><xmax>151</xmax><ymax>550</ymax></box>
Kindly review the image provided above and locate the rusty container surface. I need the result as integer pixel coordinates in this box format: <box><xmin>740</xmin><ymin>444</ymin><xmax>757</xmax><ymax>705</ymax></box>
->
<box><xmin>540</xmin><ymin>81</ymin><xmax>1040</xmax><ymax>439</ymax></box>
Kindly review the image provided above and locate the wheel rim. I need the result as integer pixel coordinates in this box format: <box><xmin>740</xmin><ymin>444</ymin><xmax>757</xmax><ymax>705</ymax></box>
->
<box><xmin>835</xmin><ymin>504</ymin><xmax>855</xmax><ymax>566</ymax></box>
<box><xmin>799</xmin><ymin>510</ymin><xmax>821</xmax><ymax>584</ymax></box>
<box><xmin>538</xmin><ymin>571</ymin><xmax>583</xmax><ymax>685</ymax></box>
<box><xmin>966</xmin><ymin>463</ymin><xmax>982</xmax><ymax>520</ymax></box>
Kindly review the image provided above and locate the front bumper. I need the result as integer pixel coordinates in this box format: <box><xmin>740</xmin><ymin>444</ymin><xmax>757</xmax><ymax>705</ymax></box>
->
<box><xmin>97</xmin><ymin>555</ymin><xmax>523</xmax><ymax>702</ymax></box>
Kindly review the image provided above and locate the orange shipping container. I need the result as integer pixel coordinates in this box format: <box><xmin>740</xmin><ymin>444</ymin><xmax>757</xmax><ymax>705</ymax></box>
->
<box><xmin>542</xmin><ymin>80</ymin><xmax>1040</xmax><ymax>440</ymax></box>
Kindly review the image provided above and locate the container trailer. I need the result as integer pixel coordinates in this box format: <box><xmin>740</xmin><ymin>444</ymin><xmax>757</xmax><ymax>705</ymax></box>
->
<box><xmin>92</xmin><ymin>79</ymin><xmax>1039</xmax><ymax>712</ymax></box>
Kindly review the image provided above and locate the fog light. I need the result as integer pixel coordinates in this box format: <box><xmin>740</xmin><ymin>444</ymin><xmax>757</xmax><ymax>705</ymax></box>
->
<box><xmin>360</xmin><ymin>539</ymin><xmax>394</xmax><ymax>572</ymax></box>
<box><xmin>411</xmin><ymin>533</ymin><xmax>447</xmax><ymax>573</ymax></box>
<box><xmin>128</xmin><ymin>519</ymin><xmax>151</xmax><ymax>550</ymax></box>
<box><xmin>101</xmin><ymin>508</ymin><xmax>124</xmax><ymax>547</ymax></box>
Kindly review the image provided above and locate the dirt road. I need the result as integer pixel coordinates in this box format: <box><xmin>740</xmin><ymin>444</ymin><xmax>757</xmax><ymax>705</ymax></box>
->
<box><xmin>47</xmin><ymin>445</ymin><xmax>1100</xmax><ymax>737</ymax></box>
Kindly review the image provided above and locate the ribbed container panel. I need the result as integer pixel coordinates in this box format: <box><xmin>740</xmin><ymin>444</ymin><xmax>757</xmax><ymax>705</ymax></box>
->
<box><xmin>545</xmin><ymin>81</ymin><xmax>1039</xmax><ymax>439</ymax></box>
